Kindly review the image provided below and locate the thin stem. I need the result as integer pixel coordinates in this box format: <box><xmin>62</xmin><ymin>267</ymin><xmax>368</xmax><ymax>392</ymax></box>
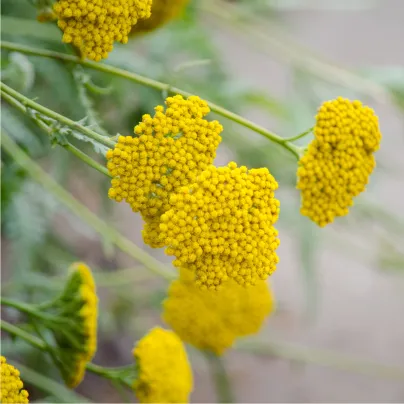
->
<box><xmin>1</xmin><ymin>88</ymin><xmax>112</xmax><ymax>177</ymax></box>
<box><xmin>0</xmin><ymin>81</ymin><xmax>115</xmax><ymax>149</ymax></box>
<box><xmin>1</xmin><ymin>297</ymin><xmax>55</xmax><ymax>323</ymax></box>
<box><xmin>0</xmin><ymin>131</ymin><xmax>175</xmax><ymax>281</ymax></box>
<box><xmin>282</xmin><ymin>126</ymin><xmax>314</xmax><ymax>143</ymax></box>
<box><xmin>237</xmin><ymin>339</ymin><xmax>404</xmax><ymax>380</ymax></box>
<box><xmin>204</xmin><ymin>352</ymin><xmax>235</xmax><ymax>403</ymax></box>
<box><xmin>0</xmin><ymin>319</ymin><xmax>45</xmax><ymax>350</ymax></box>
<box><xmin>8</xmin><ymin>360</ymin><xmax>90</xmax><ymax>403</ymax></box>
<box><xmin>65</xmin><ymin>142</ymin><xmax>112</xmax><ymax>177</ymax></box>
<box><xmin>86</xmin><ymin>363</ymin><xmax>133</xmax><ymax>389</ymax></box>
<box><xmin>0</xmin><ymin>41</ymin><xmax>301</xmax><ymax>159</ymax></box>
<box><xmin>0</xmin><ymin>320</ymin><xmax>134</xmax><ymax>388</ymax></box>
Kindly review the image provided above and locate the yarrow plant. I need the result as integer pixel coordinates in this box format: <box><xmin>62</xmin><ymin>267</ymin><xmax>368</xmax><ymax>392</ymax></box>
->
<box><xmin>297</xmin><ymin>97</ymin><xmax>382</xmax><ymax>227</ymax></box>
<box><xmin>0</xmin><ymin>7</ymin><xmax>385</xmax><ymax>400</ymax></box>
<box><xmin>132</xmin><ymin>327</ymin><xmax>193</xmax><ymax>403</ymax></box>
<box><xmin>0</xmin><ymin>357</ymin><xmax>29</xmax><ymax>404</ymax></box>
<box><xmin>53</xmin><ymin>0</ymin><xmax>153</xmax><ymax>60</ymax></box>
<box><xmin>163</xmin><ymin>268</ymin><xmax>274</xmax><ymax>354</ymax></box>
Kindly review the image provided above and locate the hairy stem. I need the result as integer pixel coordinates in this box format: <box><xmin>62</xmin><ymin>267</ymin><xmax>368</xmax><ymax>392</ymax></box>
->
<box><xmin>1</xmin><ymin>131</ymin><xmax>176</xmax><ymax>280</ymax></box>
<box><xmin>1</xmin><ymin>41</ymin><xmax>301</xmax><ymax>158</ymax></box>
<box><xmin>1</xmin><ymin>88</ymin><xmax>112</xmax><ymax>177</ymax></box>
<box><xmin>0</xmin><ymin>81</ymin><xmax>115</xmax><ymax>149</ymax></box>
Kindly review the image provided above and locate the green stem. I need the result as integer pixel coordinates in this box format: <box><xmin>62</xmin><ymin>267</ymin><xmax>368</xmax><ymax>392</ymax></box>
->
<box><xmin>282</xmin><ymin>126</ymin><xmax>313</xmax><ymax>143</ymax></box>
<box><xmin>0</xmin><ymin>81</ymin><xmax>115</xmax><ymax>149</ymax></box>
<box><xmin>0</xmin><ymin>41</ymin><xmax>301</xmax><ymax>159</ymax></box>
<box><xmin>1</xmin><ymin>88</ymin><xmax>112</xmax><ymax>177</ymax></box>
<box><xmin>0</xmin><ymin>131</ymin><xmax>175</xmax><ymax>281</ymax></box>
<box><xmin>1</xmin><ymin>320</ymin><xmax>134</xmax><ymax>388</ymax></box>
<box><xmin>204</xmin><ymin>352</ymin><xmax>235</xmax><ymax>403</ymax></box>
<box><xmin>1</xmin><ymin>297</ymin><xmax>55</xmax><ymax>323</ymax></box>
<box><xmin>0</xmin><ymin>319</ymin><xmax>45</xmax><ymax>350</ymax></box>
<box><xmin>8</xmin><ymin>360</ymin><xmax>90</xmax><ymax>403</ymax></box>
<box><xmin>65</xmin><ymin>142</ymin><xmax>111</xmax><ymax>177</ymax></box>
<box><xmin>237</xmin><ymin>339</ymin><xmax>404</xmax><ymax>380</ymax></box>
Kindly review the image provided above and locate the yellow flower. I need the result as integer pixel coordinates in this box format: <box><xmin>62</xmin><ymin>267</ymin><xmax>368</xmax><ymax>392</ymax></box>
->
<box><xmin>297</xmin><ymin>97</ymin><xmax>382</xmax><ymax>227</ymax></box>
<box><xmin>0</xmin><ymin>356</ymin><xmax>29</xmax><ymax>404</ymax></box>
<box><xmin>160</xmin><ymin>162</ymin><xmax>280</xmax><ymax>290</ymax></box>
<box><xmin>107</xmin><ymin>95</ymin><xmax>223</xmax><ymax>247</ymax></box>
<box><xmin>141</xmin><ymin>213</ymin><xmax>166</xmax><ymax>248</ymax></box>
<box><xmin>52</xmin><ymin>0</ymin><xmax>153</xmax><ymax>61</ymax></box>
<box><xmin>133</xmin><ymin>327</ymin><xmax>193</xmax><ymax>403</ymax></box>
<box><xmin>163</xmin><ymin>268</ymin><xmax>274</xmax><ymax>355</ymax></box>
<box><xmin>130</xmin><ymin>0</ymin><xmax>189</xmax><ymax>35</ymax></box>
<box><xmin>54</xmin><ymin>262</ymin><xmax>98</xmax><ymax>388</ymax></box>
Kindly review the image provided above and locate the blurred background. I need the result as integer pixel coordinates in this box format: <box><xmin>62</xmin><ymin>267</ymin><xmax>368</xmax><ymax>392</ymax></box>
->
<box><xmin>1</xmin><ymin>0</ymin><xmax>404</xmax><ymax>402</ymax></box>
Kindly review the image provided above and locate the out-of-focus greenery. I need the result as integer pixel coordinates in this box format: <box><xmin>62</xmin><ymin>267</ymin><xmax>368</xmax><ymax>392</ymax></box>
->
<box><xmin>1</xmin><ymin>0</ymin><xmax>404</xmax><ymax>402</ymax></box>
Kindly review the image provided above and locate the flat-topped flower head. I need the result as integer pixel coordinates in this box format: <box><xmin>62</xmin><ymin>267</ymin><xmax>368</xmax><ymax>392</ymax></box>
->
<box><xmin>163</xmin><ymin>268</ymin><xmax>275</xmax><ymax>355</ymax></box>
<box><xmin>52</xmin><ymin>262</ymin><xmax>98</xmax><ymax>388</ymax></box>
<box><xmin>0</xmin><ymin>356</ymin><xmax>29</xmax><ymax>404</ymax></box>
<box><xmin>106</xmin><ymin>95</ymin><xmax>223</xmax><ymax>246</ymax></box>
<box><xmin>133</xmin><ymin>327</ymin><xmax>193</xmax><ymax>403</ymax></box>
<box><xmin>130</xmin><ymin>0</ymin><xmax>189</xmax><ymax>35</ymax></box>
<box><xmin>53</xmin><ymin>0</ymin><xmax>153</xmax><ymax>61</ymax></box>
<box><xmin>160</xmin><ymin>162</ymin><xmax>280</xmax><ymax>290</ymax></box>
<box><xmin>297</xmin><ymin>97</ymin><xmax>382</xmax><ymax>227</ymax></box>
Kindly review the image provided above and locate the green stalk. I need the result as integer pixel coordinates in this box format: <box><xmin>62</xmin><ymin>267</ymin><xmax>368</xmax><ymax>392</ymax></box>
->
<box><xmin>204</xmin><ymin>352</ymin><xmax>235</xmax><ymax>403</ymax></box>
<box><xmin>0</xmin><ymin>81</ymin><xmax>115</xmax><ymax>149</ymax></box>
<box><xmin>282</xmin><ymin>126</ymin><xmax>314</xmax><ymax>143</ymax></box>
<box><xmin>0</xmin><ymin>41</ymin><xmax>301</xmax><ymax>158</ymax></box>
<box><xmin>0</xmin><ymin>131</ymin><xmax>175</xmax><ymax>281</ymax></box>
<box><xmin>1</xmin><ymin>297</ymin><xmax>57</xmax><ymax>323</ymax></box>
<box><xmin>1</xmin><ymin>320</ymin><xmax>134</xmax><ymax>389</ymax></box>
<box><xmin>1</xmin><ymin>88</ymin><xmax>111</xmax><ymax>177</ymax></box>
<box><xmin>8</xmin><ymin>360</ymin><xmax>90</xmax><ymax>403</ymax></box>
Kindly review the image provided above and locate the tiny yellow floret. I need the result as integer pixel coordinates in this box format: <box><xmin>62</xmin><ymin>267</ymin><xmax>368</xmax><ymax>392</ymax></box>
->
<box><xmin>52</xmin><ymin>0</ymin><xmax>153</xmax><ymax>61</ymax></box>
<box><xmin>297</xmin><ymin>97</ymin><xmax>382</xmax><ymax>227</ymax></box>
<box><xmin>160</xmin><ymin>162</ymin><xmax>280</xmax><ymax>289</ymax></box>
<box><xmin>133</xmin><ymin>327</ymin><xmax>193</xmax><ymax>403</ymax></box>
<box><xmin>106</xmin><ymin>95</ymin><xmax>223</xmax><ymax>247</ymax></box>
<box><xmin>163</xmin><ymin>268</ymin><xmax>275</xmax><ymax>355</ymax></box>
<box><xmin>0</xmin><ymin>356</ymin><xmax>29</xmax><ymax>403</ymax></box>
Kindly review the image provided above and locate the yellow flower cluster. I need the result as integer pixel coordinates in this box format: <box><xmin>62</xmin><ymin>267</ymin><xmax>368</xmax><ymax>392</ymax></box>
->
<box><xmin>160</xmin><ymin>162</ymin><xmax>280</xmax><ymax>290</ymax></box>
<box><xmin>53</xmin><ymin>0</ymin><xmax>152</xmax><ymax>61</ymax></box>
<box><xmin>163</xmin><ymin>268</ymin><xmax>274</xmax><ymax>354</ymax></box>
<box><xmin>133</xmin><ymin>327</ymin><xmax>193</xmax><ymax>403</ymax></box>
<box><xmin>107</xmin><ymin>95</ymin><xmax>223</xmax><ymax>247</ymax></box>
<box><xmin>0</xmin><ymin>356</ymin><xmax>29</xmax><ymax>404</ymax></box>
<box><xmin>55</xmin><ymin>263</ymin><xmax>98</xmax><ymax>388</ymax></box>
<box><xmin>130</xmin><ymin>0</ymin><xmax>189</xmax><ymax>35</ymax></box>
<box><xmin>297</xmin><ymin>97</ymin><xmax>382</xmax><ymax>227</ymax></box>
